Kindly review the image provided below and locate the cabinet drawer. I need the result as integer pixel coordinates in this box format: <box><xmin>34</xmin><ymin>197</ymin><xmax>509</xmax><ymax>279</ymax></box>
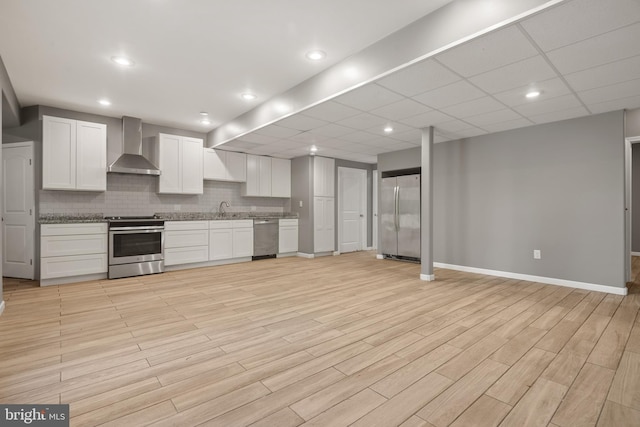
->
<box><xmin>209</xmin><ymin>220</ymin><xmax>233</xmax><ymax>229</ymax></box>
<box><xmin>164</xmin><ymin>221</ymin><xmax>208</xmax><ymax>231</ymax></box>
<box><xmin>279</xmin><ymin>219</ymin><xmax>298</xmax><ymax>227</ymax></box>
<box><xmin>41</xmin><ymin>253</ymin><xmax>107</xmax><ymax>279</ymax></box>
<box><xmin>41</xmin><ymin>234</ymin><xmax>107</xmax><ymax>257</ymax></box>
<box><xmin>165</xmin><ymin>229</ymin><xmax>209</xmax><ymax>248</ymax></box>
<box><xmin>41</xmin><ymin>223</ymin><xmax>107</xmax><ymax>236</ymax></box>
<box><xmin>232</xmin><ymin>220</ymin><xmax>254</xmax><ymax>229</ymax></box>
<box><xmin>165</xmin><ymin>246</ymin><xmax>209</xmax><ymax>266</ymax></box>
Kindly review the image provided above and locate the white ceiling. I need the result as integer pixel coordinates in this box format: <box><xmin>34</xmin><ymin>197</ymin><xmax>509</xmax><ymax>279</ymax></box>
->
<box><xmin>2</xmin><ymin>0</ymin><xmax>640</xmax><ymax>165</ymax></box>
<box><xmin>0</xmin><ymin>0</ymin><xmax>452</xmax><ymax>129</ymax></box>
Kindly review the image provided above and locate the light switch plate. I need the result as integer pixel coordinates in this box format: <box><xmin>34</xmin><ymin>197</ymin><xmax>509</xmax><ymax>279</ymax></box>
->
<box><xmin>533</xmin><ymin>249</ymin><xmax>541</xmax><ymax>259</ymax></box>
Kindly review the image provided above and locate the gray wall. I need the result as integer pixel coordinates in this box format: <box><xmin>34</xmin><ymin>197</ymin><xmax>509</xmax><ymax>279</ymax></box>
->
<box><xmin>379</xmin><ymin>111</ymin><xmax>626</xmax><ymax>289</ymax></box>
<box><xmin>626</xmin><ymin>107</ymin><xmax>640</xmax><ymax>138</ymax></box>
<box><xmin>633</xmin><ymin>144</ymin><xmax>640</xmax><ymax>252</ymax></box>
<box><xmin>0</xmin><ymin>54</ymin><xmax>21</xmax><ymax>304</ymax></box>
<box><xmin>291</xmin><ymin>156</ymin><xmax>314</xmax><ymax>254</ymax></box>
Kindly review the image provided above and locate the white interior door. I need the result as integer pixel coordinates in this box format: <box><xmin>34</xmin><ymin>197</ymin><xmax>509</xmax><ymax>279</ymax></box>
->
<box><xmin>339</xmin><ymin>167</ymin><xmax>367</xmax><ymax>253</ymax></box>
<box><xmin>3</xmin><ymin>142</ymin><xmax>35</xmax><ymax>279</ymax></box>
<box><xmin>373</xmin><ymin>170</ymin><xmax>378</xmax><ymax>250</ymax></box>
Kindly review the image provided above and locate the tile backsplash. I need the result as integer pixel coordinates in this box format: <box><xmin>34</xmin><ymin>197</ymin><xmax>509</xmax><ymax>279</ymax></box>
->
<box><xmin>39</xmin><ymin>174</ymin><xmax>290</xmax><ymax>216</ymax></box>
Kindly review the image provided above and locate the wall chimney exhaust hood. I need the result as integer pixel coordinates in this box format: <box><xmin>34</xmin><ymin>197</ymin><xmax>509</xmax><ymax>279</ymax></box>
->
<box><xmin>108</xmin><ymin>116</ymin><xmax>161</xmax><ymax>175</ymax></box>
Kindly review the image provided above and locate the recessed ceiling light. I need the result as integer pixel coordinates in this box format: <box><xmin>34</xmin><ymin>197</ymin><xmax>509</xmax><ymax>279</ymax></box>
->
<box><xmin>98</xmin><ymin>99</ymin><xmax>111</xmax><ymax>106</ymax></box>
<box><xmin>310</xmin><ymin>145</ymin><xmax>318</xmax><ymax>153</ymax></box>
<box><xmin>241</xmin><ymin>92</ymin><xmax>257</xmax><ymax>101</ymax></box>
<box><xmin>526</xmin><ymin>90</ymin><xmax>541</xmax><ymax>99</ymax></box>
<box><xmin>200</xmin><ymin>118</ymin><xmax>211</xmax><ymax>125</ymax></box>
<box><xmin>384</xmin><ymin>126</ymin><xmax>394</xmax><ymax>133</ymax></box>
<box><xmin>111</xmin><ymin>56</ymin><xmax>134</xmax><ymax>67</ymax></box>
<box><xmin>305</xmin><ymin>50</ymin><xmax>326</xmax><ymax>61</ymax></box>
<box><xmin>200</xmin><ymin>112</ymin><xmax>209</xmax><ymax>116</ymax></box>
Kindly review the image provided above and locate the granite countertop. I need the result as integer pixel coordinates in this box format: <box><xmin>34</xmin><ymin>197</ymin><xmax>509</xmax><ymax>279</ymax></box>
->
<box><xmin>39</xmin><ymin>213</ymin><xmax>106</xmax><ymax>224</ymax></box>
<box><xmin>156</xmin><ymin>212</ymin><xmax>299</xmax><ymax>221</ymax></box>
<box><xmin>39</xmin><ymin>212</ymin><xmax>298</xmax><ymax>224</ymax></box>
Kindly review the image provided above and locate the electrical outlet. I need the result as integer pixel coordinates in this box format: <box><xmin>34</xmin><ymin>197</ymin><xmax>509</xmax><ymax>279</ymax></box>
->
<box><xmin>299</xmin><ymin>200</ymin><xmax>303</xmax><ymax>208</ymax></box>
<box><xmin>533</xmin><ymin>249</ymin><xmax>541</xmax><ymax>259</ymax></box>
<box><xmin>173</xmin><ymin>204</ymin><xmax>181</xmax><ymax>211</ymax></box>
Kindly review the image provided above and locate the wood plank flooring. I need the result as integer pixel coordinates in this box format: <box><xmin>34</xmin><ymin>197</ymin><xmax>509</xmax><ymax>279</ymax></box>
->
<box><xmin>1</xmin><ymin>252</ymin><xmax>639</xmax><ymax>426</ymax></box>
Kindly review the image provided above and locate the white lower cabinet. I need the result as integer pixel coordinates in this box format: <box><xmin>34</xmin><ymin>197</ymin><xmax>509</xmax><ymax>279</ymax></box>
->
<box><xmin>232</xmin><ymin>220</ymin><xmax>254</xmax><ymax>258</ymax></box>
<box><xmin>314</xmin><ymin>196</ymin><xmax>335</xmax><ymax>253</ymax></box>
<box><xmin>40</xmin><ymin>223</ymin><xmax>108</xmax><ymax>280</ymax></box>
<box><xmin>279</xmin><ymin>219</ymin><xmax>298</xmax><ymax>254</ymax></box>
<box><xmin>209</xmin><ymin>221</ymin><xmax>233</xmax><ymax>260</ymax></box>
<box><xmin>209</xmin><ymin>220</ymin><xmax>253</xmax><ymax>260</ymax></box>
<box><xmin>164</xmin><ymin>221</ymin><xmax>209</xmax><ymax>266</ymax></box>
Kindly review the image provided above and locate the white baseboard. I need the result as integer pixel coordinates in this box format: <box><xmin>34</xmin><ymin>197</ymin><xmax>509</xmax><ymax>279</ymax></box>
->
<box><xmin>297</xmin><ymin>252</ymin><xmax>315</xmax><ymax>259</ymax></box>
<box><xmin>333</xmin><ymin>251</ymin><xmax>341</xmax><ymax>256</ymax></box>
<box><xmin>420</xmin><ymin>274</ymin><xmax>435</xmax><ymax>281</ymax></box>
<box><xmin>433</xmin><ymin>262</ymin><xmax>628</xmax><ymax>295</ymax></box>
<box><xmin>632</xmin><ymin>252</ymin><xmax>640</xmax><ymax>257</ymax></box>
<box><xmin>376</xmin><ymin>254</ymin><xmax>384</xmax><ymax>260</ymax></box>
<box><xmin>0</xmin><ymin>300</ymin><xmax>5</xmax><ymax>316</ymax></box>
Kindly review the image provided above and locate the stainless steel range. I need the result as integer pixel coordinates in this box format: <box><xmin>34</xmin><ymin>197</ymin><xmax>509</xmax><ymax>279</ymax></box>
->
<box><xmin>106</xmin><ymin>216</ymin><xmax>165</xmax><ymax>279</ymax></box>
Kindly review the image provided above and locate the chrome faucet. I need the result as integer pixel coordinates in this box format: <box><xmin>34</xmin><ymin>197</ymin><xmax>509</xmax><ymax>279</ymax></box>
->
<box><xmin>219</xmin><ymin>201</ymin><xmax>230</xmax><ymax>215</ymax></box>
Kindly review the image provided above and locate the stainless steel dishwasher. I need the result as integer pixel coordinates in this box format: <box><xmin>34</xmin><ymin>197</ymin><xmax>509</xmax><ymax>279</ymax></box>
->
<box><xmin>253</xmin><ymin>218</ymin><xmax>278</xmax><ymax>260</ymax></box>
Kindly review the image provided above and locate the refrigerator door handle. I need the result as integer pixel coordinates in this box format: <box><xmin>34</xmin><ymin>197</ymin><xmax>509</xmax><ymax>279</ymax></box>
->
<box><xmin>394</xmin><ymin>185</ymin><xmax>400</xmax><ymax>231</ymax></box>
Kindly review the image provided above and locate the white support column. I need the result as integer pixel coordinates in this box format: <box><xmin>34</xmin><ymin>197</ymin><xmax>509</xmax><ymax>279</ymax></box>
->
<box><xmin>420</xmin><ymin>127</ymin><xmax>434</xmax><ymax>281</ymax></box>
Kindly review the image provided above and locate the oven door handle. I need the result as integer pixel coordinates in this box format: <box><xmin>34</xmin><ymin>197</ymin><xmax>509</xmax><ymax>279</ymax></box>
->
<box><xmin>109</xmin><ymin>226</ymin><xmax>165</xmax><ymax>232</ymax></box>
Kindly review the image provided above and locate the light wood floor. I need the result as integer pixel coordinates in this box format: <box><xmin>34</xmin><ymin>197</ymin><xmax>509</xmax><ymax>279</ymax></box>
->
<box><xmin>1</xmin><ymin>252</ymin><xmax>639</xmax><ymax>426</ymax></box>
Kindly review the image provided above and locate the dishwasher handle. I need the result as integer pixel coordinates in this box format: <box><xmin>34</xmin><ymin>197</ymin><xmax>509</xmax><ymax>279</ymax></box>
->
<box><xmin>254</xmin><ymin>219</ymin><xmax>279</xmax><ymax>225</ymax></box>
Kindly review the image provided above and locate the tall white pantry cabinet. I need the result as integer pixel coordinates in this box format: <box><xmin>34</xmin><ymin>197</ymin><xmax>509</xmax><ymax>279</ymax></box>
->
<box><xmin>42</xmin><ymin>115</ymin><xmax>107</xmax><ymax>191</ymax></box>
<box><xmin>313</xmin><ymin>156</ymin><xmax>335</xmax><ymax>253</ymax></box>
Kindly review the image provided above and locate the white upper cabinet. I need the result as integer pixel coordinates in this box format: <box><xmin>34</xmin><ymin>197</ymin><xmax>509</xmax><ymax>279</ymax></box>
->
<box><xmin>243</xmin><ymin>154</ymin><xmax>290</xmax><ymax>198</ymax></box>
<box><xmin>271</xmin><ymin>157</ymin><xmax>291</xmax><ymax>198</ymax></box>
<box><xmin>42</xmin><ymin>115</ymin><xmax>106</xmax><ymax>191</ymax></box>
<box><xmin>203</xmin><ymin>149</ymin><xmax>246</xmax><ymax>182</ymax></box>
<box><xmin>313</xmin><ymin>156</ymin><xmax>335</xmax><ymax>197</ymax></box>
<box><xmin>157</xmin><ymin>133</ymin><xmax>203</xmax><ymax>194</ymax></box>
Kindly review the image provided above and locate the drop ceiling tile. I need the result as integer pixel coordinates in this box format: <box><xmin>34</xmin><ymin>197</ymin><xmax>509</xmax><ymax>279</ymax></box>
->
<box><xmin>253</xmin><ymin>125</ymin><xmax>301</xmax><ymax>138</ymax></box>
<box><xmin>235</xmin><ymin>132</ymin><xmax>280</xmax><ymax>145</ymax></box>
<box><xmin>276</xmin><ymin>114</ymin><xmax>328</xmax><ymax>131</ymax></box>
<box><xmin>565</xmin><ymin>55</ymin><xmax>640</xmax><ymax>92</ymax></box>
<box><xmin>339</xmin><ymin>130</ymin><xmax>379</xmax><ymax>143</ymax></box>
<box><xmin>469</xmin><ymin>56</ymin><xmax>558</xmax><ymax>94</ymax></box>
<box><xmin>527</xmin><ymin>106</ymin><xmax>590</xmax><ymax>124</ymax></box>
<box><xmin>376</xmin><ymin>59</ymin><xmax>461</xmax><ymax>97</ymax></box>
<box><xmin>546</xmin><ymin>23</ymin><xmax>640</xmax><ymax>74</ymax></box>
<box><xmin>447</xmin><ymin>127</ymin><xmax>489</xmax><ymax>139</ymax></box>
<box><xmin>465</xmin><ymin>109</ymin><xmax>523</xmax><ymax>127</ymax></box>
<box><xmin>287</xmin><ymin>131</ymin><xmax>329</xmax><ymax>144</ymax></box>
<box><xmin>366</xmin><ymin>122</ymin><xmax>413</xmax><ymax>137</ymax></box>
<box><xmin>514</xmin><ymin>94</ymin><xmax>583</xmax><ymax>117</ymax></box>
<box><xmin>337</xmin><ymin>112</ymin><xmax>388</xmax><ymax>130</ymax></box>
<box><xmin>441</xmin><ymin>96</ymin><xmax>505</xmax><ymax>119</ymax></box>
<box><xmin>587</xmin><ymin>95</ymin><xmax>640</xmax><ymax>114</ymax></box>
<box><xmin>398</xmin><ymin>110</ymin><xmax>454</xmax><ymax>128</ymax></box>
<box><xmin>391</xmin><ymin>128</ymin><xmax>422</xmax><ymax>143</ymax></box>
<box><xmin>436</xmin><ymin>120</ymin><xmax>478</xmax><ymax>133</ymax></box>
<box><xmin>436</xmin><ymin>25</ymin><xmax>538</xmax><ymax>77</ymax></box>
<box><xmin>481</xmin><ymin>118</ymin><xmax>534</xmax><ymax>133</ymax></box>
<box><xmin>413</xmin><ymin>80</ymin><xmax>486</xmax><ymax>109</ymax></box>
<box><xmin>334</xmin><ymin>83</ymin><xmax>404</xmax><ymax>111</ymax></box>
<box><xmin>577</xmin><ymin>78</ymin><xmax>640</xmax><ymax>105</ymax></box>
<box><xmin>494</xmin><ymin>78</ymin><xmax>572</xmax><ymax>107</ymax></box>
<box><xmin>310</xmin><ymin>123</ymin><xmax>356</xmax><ymax>138</ymax></box>
<box><xmin>302</xmin><ymin>101</ymin><xmax>362</xmax><ymax>122</ymax></box>
<box><xmin>319</xmin><ymin>138</ymin><xmax>358</xmax><ymax>149</ymax></box>
<box><xmin>521</xmin><ymin>0</ymin><xmax>640</xmax><ymax>52</ymax></box>
<box><xmin>434</xmin><ymin>133</ymin><xmax>451</xmax><ymax>143</ymax></box>
<box><xmin>267</xmin><ymin>140</ymin><xmax>304</xmax><ymax>150</ymax></box>
<box><xmin>370</xmin><ymin>98</ymin><xmax>432</xmax><ymax>120</ymax></box>
<box><xmin>315</xmin><ymin>148</ymin><xmax>352</xmax><ymax>159</ymax></box>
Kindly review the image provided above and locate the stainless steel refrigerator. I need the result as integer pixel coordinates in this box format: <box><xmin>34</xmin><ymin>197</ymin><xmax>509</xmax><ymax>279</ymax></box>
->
<box><xmin>380</xmin><ymin>174</ymin><xmax>420</xmax><ymax>261</ymax></box>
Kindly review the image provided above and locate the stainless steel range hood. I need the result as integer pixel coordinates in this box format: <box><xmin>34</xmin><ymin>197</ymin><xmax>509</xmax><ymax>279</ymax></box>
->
<box><xmin>108</xmin><ymin>116</ymin><xmax>161</xmax><ymax>175</ymax></box>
